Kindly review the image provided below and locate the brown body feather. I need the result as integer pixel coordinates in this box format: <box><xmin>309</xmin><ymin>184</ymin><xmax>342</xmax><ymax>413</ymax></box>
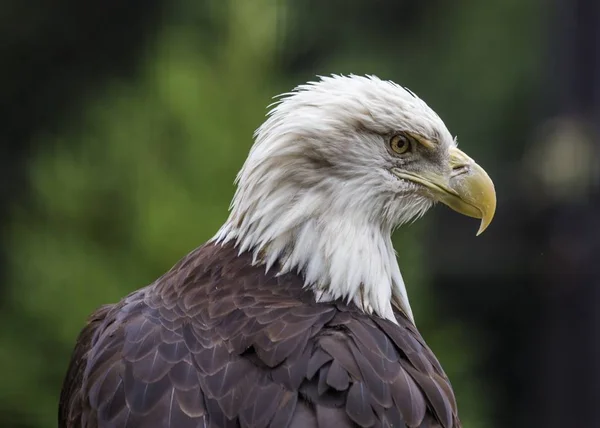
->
<box><xmin>59</xmin><ymin>242</ymin><xmax>460</xmax><ymax>428</ymax></box>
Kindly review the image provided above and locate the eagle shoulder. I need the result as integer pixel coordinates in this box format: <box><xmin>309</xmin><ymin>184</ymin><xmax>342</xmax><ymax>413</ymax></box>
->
<box><xmin>59</xmin><ymin>242</ymin><xmax>460</xmax><ymax>428</ymax></box>
<box><xmin>59</xmin><ymin>303</ymin><xmax>114</xmax><ymax>428</ymax></box>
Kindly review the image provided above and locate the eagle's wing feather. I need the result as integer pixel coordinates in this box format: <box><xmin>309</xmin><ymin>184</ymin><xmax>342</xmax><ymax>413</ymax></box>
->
<box><xmin>59</xmin><ymin>242</ymin><xmax>459</xmax><ymax>428</ymax></box>
<box><xmin>59</xmin><ymin>304</ymin><xmax>114</xmax><ymax>428</ymax></box>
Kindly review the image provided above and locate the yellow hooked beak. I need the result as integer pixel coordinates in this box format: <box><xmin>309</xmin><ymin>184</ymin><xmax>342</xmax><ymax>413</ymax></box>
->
<box><xmin>392</xmin><ymin>147</ymin><xmax>496</xmax><ymax>235</ymax></box>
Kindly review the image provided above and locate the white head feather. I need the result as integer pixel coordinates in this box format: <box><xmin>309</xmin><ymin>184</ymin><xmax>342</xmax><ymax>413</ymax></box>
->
<box><xmin>213</xmin><ymin>74</ymin><xmax>457</xmax><ymax>323</ymax></box>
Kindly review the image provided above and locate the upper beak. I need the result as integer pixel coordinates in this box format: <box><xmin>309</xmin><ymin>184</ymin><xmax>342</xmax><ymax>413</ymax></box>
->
<box><xmin>392</xmin><ymin>147</ymin><xmax>496</xmax><ymax>235</ymax></box>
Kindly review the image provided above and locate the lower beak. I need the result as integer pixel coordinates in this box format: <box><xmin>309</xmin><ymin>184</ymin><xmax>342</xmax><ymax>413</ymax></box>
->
<box><xmin>392</xmin><ymin>147</ymin><xmax>496</xmax><ymax>235</ymax></box>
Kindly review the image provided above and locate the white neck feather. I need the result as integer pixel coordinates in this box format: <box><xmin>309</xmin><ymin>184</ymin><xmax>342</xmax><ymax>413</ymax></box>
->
<box><xmin>212</xmin><ymin>188</ymin><xmax>414</xmax><ymax>323</ymax></box>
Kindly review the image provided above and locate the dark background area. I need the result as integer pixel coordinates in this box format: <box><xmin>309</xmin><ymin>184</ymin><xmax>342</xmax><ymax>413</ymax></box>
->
<box><xmin>1</xmin><ymin>1</ymin><xmax>598</xmax><ymax>427</ymax></box>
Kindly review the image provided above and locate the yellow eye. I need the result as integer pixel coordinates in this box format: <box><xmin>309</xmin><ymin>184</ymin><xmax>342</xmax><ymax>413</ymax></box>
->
<box><xmin>390</xmin><ymin>134</ymin><xmax>412</xmax><ymax>154</ymax></box>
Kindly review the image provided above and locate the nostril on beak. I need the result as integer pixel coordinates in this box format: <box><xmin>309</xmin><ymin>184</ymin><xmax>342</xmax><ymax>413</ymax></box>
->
<box><xmin>451</xmin><ymin>163</ymin><xmax>470</xmax><ymax>176</ymax></box>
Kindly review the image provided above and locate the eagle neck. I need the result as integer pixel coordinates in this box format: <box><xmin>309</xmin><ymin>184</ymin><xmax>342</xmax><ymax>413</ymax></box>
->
<box><xmin>212</xmin><ymin>204</ymin><xmax>414</xmax><ymax>323</ymax></box>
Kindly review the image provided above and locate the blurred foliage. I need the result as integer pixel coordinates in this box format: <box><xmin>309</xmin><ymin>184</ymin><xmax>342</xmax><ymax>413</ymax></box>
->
<box><xmin>1</xmin><ymin>0</ymin><xmax>541</xmax><ymax>427</ymax></box>
<box><xmin>1</xmin><ymin>1</ymin><xmax>281</xmax><ymax>425</ymax></box>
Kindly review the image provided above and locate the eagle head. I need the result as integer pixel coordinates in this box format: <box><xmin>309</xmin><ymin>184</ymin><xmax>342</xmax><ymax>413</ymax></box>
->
<box><xmin>214</xmin><ymin>75</ymin><xmax>496</xmax><ymax>323</ymax></box>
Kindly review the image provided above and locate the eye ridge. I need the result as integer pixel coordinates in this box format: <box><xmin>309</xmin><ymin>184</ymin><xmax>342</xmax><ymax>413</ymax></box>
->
<box><xmin>390</xmin><ymin>133</ymin><xmax>415</xmax><ymax>155</ymax></box>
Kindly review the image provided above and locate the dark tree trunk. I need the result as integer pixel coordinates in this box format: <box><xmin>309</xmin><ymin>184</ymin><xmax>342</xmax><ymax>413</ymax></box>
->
<box><xmin>527</xmin><ymin>0</ymin><xmax>600</xmax><ymax>426</ymax></box>
<box><xmin>429</xmin><ymin>0</ymin><xmax>600</xmax><ymax>426</ymax></box>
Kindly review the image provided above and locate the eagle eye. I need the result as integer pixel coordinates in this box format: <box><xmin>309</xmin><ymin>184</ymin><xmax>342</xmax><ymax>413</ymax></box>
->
<box><xmin>390</xmin><ymin>134</ymin><xmax>414</xmax><ymax>155</ymax></box>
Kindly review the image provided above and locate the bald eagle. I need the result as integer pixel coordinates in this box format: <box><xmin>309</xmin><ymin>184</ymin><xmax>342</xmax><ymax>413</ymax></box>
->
<box><xmin>59</xmin><ymin>75</ymin><xmax>495</xmax><ymax>428</ymax></box>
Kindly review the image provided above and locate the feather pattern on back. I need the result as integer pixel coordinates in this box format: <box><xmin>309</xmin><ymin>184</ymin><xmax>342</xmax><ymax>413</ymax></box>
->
<box><xmin>59</xmin><ymin>241</ymin><xmax>460</xmax><ymax>428</ymax></box>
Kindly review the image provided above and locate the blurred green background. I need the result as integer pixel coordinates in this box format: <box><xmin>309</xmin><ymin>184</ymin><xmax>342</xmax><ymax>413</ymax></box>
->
<box><xmin>2</xmin><ymin>1</ymin><xmax>599</xmax><ymax>427</ymax></box>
